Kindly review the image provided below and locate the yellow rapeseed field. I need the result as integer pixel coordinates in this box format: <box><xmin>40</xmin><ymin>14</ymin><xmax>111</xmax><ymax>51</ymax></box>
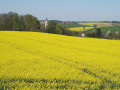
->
<box><xmin>68</xmin><ymin>23</ymin><xmax>112</xmax><ymax>31</ymax></box>
<box><xmin>79</xmin><ymin>22</ymin><xmax>112</xmax><ymax>27</ymax></box>
<box><xmin>0</xmin><ymin>31</ymin><xmax>120</xmax><ymax>89</ymax></box>
<box><xmin>69</xmin><ymin>27</ymin><xmax>94</xmax><ymax>31</ymax></box>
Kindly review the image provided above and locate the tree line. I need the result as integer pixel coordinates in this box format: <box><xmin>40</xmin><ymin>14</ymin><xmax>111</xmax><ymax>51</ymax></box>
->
<box><xmin>0</xmin><ymin>12</ymin><xmax>74</xmax><ymax>36</ymax></box>
<box><xmin>0</xmin><ymin>12</ymin><xmax>40</xmax><ymax>31</ymax></box>
<box><xmin>45</xmin><ymin>21</ymin><xmax>74</xmax><ymax>36</ymax></box>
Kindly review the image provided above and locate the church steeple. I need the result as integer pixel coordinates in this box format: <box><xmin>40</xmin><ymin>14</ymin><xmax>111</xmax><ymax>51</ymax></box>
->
<box><xmin>45</xmin><ymin>18</ymin><xmax>48</xmax><ymax>30</ymax></box>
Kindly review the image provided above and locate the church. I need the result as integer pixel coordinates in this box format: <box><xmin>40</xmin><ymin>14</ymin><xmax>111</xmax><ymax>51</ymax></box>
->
<box><xmin>40</xmin><ymin>18</ymin><xmax>48</xmax><ymax>32</ymax></box>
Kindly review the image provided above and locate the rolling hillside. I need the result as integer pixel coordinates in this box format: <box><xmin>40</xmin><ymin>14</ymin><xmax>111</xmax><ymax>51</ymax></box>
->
<box><xmin>68</xmin><ymin>22</ymin><xmax>112</xmax><ymax>31</ymax></box>
<box><xmin>0</xmin><ymin>31</ymin><xmax>120</xmax><ymax>89</ymax></box>
<box><xmin>85</xmin><ymin>26</ymin><xmax>120</xmax><ymax>34</ymax></box>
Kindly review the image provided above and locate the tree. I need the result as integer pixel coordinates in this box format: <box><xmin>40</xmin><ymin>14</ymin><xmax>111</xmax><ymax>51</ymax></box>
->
<box><xmin>0</xmin><ymin>12</ymin><xmax>15</xmax><ymax>30</ymax></box>
<box><xmin>8</xmin><ymin>12</ymin><xmax>15</xmax><ymax>30</ymax></box>
<box><xmin>55</xmin><ymin>24</ymin><xmax>63</xmax><ymax>34</ymax></box>
<box><xmin>24</xmin><ymin>14</ymin><xmax>40</xmax><ymax>31</ymax></box>
<box><xmin>12</xmin><ymin>13</ymin><xmax>19</xmax><ymax>31</ymax></box>
<box><xmin>1</xmin><ymin>14</ymin><xmax>10</xmax><ymax>30</ymax></box>
<box><xmin>0</xmin><ymin>14</ymin><xmax>4</xmax><ymax>30</ymax></box>
<box><xmin>19</xmin><ymin>15</ymin><xmax>25</xmax><ymax>31</ymax></box>
<box><xmin>24</xmin><ymin>14</ymin><xmax>33</xmax><ymax>31</ymax></box>
<box><xmin>47</xmin><ymin>21</ymin><xmax>57</xmax><ymax>33</ymax></box>
<box><xmin>96</xmin><ymin>28</ymin><xmax>102</xmax><ymax>38</ymax></box>
<box><xmin>32</xmin><ymin>17</ymin><xmax>40</xmax><ymax>31</ymax></box>
<box><xmin>0</xmin><ymin>12</ymin><xmax>40</xmax><ymax>31</ymax></box>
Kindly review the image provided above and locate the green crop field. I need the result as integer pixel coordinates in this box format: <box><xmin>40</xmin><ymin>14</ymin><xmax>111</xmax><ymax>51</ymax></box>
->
<box><xmin>101</xmin><ymin>26</ymin><xmax>120</xmax><ymax>34</ymax></box>
<box><xmin>85</xmin><ymin>26</ymin><xmax>120</xmax><ymax>34</ymax></box>
<box><xmin>60</xmin><ymin>22</ymin><xmax>90</xmax><ymax>28</ymax></box>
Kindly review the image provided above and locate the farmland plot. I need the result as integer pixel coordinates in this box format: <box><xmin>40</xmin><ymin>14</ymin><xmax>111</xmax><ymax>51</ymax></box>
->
<box><xmin>0</xmin><ymin>31</ymin><xmax>120</xmax><ymax>89</ymax></box>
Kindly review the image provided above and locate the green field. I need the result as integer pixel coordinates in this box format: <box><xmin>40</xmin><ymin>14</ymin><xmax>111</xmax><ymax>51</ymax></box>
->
<box><xmin>101</xmin><ymin>26</ymin><xmax>120</xmax><ymax>34</ymax></box>
<box><xmin>60</xmin><ymin>22</ymin><xmax>90</xmax><ymax>28</ymax></box>
<box><xmin>85</xmin><ymin>26</ymin><xmax>120</xmax><ymax>34</ymax></box>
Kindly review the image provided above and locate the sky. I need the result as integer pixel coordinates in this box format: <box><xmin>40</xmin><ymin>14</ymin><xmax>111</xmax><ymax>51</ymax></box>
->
<box><xmin>0</xmin><ymin>0</ymin><xmax>120</xmax><ymax>21</ymax></box>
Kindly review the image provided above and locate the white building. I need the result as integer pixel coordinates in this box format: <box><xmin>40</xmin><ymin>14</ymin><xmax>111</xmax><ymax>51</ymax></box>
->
<box><xmin>45</xmin><ymin>18</ymin><xmax>48</xmax><ymax>29</ymax></box>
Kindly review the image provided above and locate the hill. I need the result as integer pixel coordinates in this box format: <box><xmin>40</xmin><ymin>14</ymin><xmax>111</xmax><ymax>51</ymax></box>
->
<box><xmin>101</xmin><ymin>26</ymin><xmax>120</xmax><ymax>34</ymax></box>
<box><xmin>60</xmin><ymin>22</ymin><xmax>89</xmax><ymax>28</ymax></box>
<box><xmin>85</xmin><ymin>26</ymin><xmax>120</xmax><ymax>37</ymax></box>
<box><xmin>67</xmin><ymin>22</ymin><xmax>112</xmax><ymax>32</ymax></box>
<box><xmin>0</xmin><ymin>31</ymin><xmax>120</xmax><ymax>89</ymax></box>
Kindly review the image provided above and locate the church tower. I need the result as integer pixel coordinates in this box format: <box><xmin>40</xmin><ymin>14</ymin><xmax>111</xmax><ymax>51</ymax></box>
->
<box><xmin>45</xmin><ymin>18</ymin><xmax>48</xmax><ymax>30</ymax></box>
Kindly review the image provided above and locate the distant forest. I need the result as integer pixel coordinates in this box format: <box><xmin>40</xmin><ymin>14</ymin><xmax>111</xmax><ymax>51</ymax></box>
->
<box><xmin>0</xmin><ymin>12</ymin><xmax>40</xmax><ymax>32</ymax></box>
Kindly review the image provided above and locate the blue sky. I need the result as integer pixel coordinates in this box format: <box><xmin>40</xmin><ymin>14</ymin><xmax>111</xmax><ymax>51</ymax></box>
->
<box><xmin>0</xmin><ymin>0</ymin><xmax>120</xmax><ymax>21</ymax></box>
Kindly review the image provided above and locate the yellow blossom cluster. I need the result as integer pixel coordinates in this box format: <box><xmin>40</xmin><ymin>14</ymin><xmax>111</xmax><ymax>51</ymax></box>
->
<box><xmin>79</xmin><ymin>22</ymin><xmax>113</xmax><ymax>27</ymax></box>
<box><xmin>79</xmin><ymin>22</ymin><xmax>109</xmax><ymax>25</ymax></box>
<box><xmin>69</xmin><ymin>27</ymin><xmax>94</xmax><ymax>31</ymax></box>
<box><xmin>0</xmin><ymin>31</ymin><xmax>120</xmax><ymax>89</ymax></box>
